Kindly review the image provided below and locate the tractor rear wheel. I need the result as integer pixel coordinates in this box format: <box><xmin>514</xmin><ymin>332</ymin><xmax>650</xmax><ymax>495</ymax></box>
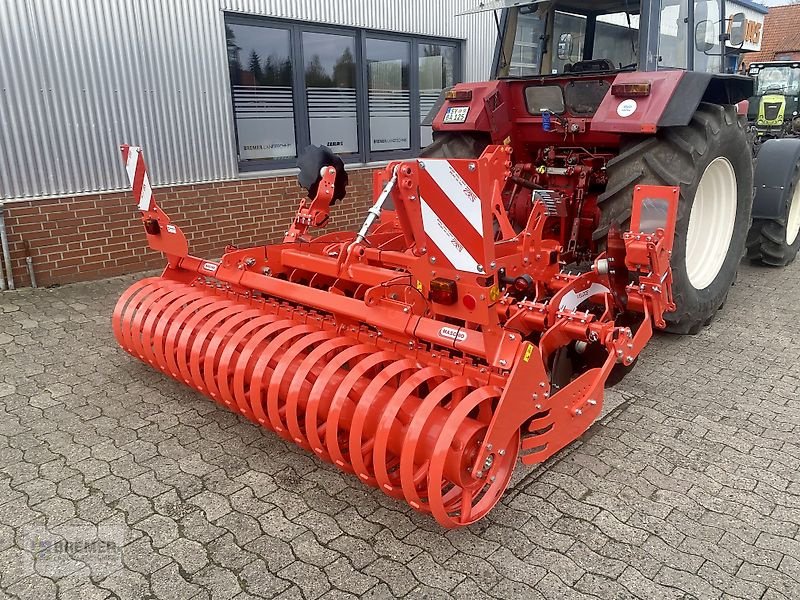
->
<box><xmin>747</xmin><ymin>139</ymin><xmax>800</xmax><ymax>266</ymax></box>
<box><xmin>420</xmin><ymin>132</ymin><xmax>490</xmax><ymax>159</ymax></box>
<box><xmin>595</xmin><ymin>103</ymin><xmax>754</xmax><ymax>334</ymax></box>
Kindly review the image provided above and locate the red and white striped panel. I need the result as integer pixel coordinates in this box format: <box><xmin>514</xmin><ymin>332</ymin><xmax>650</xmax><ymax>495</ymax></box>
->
<box><xmin>120</xmin><ymin>145</ymin><xmax>154</xmax><ymax>212</ymax></box>
<box><xmin>417</xmin><ymin>158</ymin><xmax>488</xmax><ymax>274</ymax></box>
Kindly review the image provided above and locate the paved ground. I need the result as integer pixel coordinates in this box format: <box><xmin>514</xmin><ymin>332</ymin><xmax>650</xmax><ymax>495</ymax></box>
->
<box><xmin>0</xmin><ymin>260</ymin><xmax>799</xmax><ymax>600</ymax></box>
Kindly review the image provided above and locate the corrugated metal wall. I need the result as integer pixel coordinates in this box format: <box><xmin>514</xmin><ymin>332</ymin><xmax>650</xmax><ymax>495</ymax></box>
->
<box><xmin>0</xmin><ymin>0</ymin><xmax>493</xmax><ymax>200</ymax></box>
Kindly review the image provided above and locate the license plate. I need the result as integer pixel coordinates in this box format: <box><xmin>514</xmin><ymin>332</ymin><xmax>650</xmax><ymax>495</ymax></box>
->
<box><xmin>443</xmin><ymin>106</ymin><xmax>470</xmax><ymax>124</ymax></box>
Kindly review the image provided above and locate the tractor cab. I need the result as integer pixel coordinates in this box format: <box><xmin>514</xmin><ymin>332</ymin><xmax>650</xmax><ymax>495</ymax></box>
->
<box><xmin>747</xmin><ymin>61</ymin><xmax>800</xmax><ymax>143</ymax></box>
<box><xmin>491</xmin><ymin>0</ymin><xmax>741</xmax><ymax>77</ymax></box>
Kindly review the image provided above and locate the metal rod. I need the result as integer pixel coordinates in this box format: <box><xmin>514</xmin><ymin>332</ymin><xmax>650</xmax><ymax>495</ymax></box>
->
<box><xmin>23</xmin><ymin>240</ymin><xmax>37</xmax><ymax>288</ymax></box>
<box><xmin>354</xmin><ymin>165</ymin><xmax>399</xmax><ymax>245</ymax></box>
<box><xmin>0</xmin><ymin>202</ymin><xmax>14</xmax><ymax>290</ymax></box>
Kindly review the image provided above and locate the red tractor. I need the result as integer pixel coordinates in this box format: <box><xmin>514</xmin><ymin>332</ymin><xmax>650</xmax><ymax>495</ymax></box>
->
<box><xmin>112</xmin><ymin>0</ymin><xmax>800</xmax><ymax>527</ymax></box>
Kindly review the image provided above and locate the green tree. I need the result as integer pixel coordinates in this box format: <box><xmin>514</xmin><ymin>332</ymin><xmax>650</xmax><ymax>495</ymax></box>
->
<box><xmin>305</xmin><ymin>54</ymin><xmax>332</xmax><ymax>87</ymax></box>
<box><xmin>332</xmin><ymin>47</ymin><xmax>356</xmax><ymax>88</ymax></box>
<box><xmin>226</xmin><ymin>25</ymin><xmax>243</xmax><ymax>85</ymax></box>
<box><xmin>248</xmin><ymin>50</ymin><xmax>263</xmax><ymax>83</ymax></box>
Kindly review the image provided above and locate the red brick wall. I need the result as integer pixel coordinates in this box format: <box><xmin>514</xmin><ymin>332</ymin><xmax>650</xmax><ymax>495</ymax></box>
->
<box><xmin>1</xmin><ymin>168</ymin><xmax>375</xmax><ymax>288</ymax></box>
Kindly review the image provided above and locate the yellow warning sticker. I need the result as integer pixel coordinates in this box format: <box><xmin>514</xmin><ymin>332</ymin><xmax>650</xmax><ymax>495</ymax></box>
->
<box><xmin>523</xmin><ymin>345</ymin><xmax>534</xmax><ymax>363</ymax></box>
<box><xmin>416</xmin><ymin>280</ymin><xmax>424</xmax><ymax>293</ymax></box>
<box><xmin>489</xmin><ymin>285</ymin><xmax>501</xmax><ymax>302</ymax></box>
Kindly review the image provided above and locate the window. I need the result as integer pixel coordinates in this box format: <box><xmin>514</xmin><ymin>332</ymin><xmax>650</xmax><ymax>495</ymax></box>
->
<box><xmin>509</xmin><ymin>12</ymin><xmax>545</xmax><ymax>76</ymax></box>
<box><xmin>227</xmin><ymin>23</ymin><xmax>296</xmax><ymax>161</ymax></box>
<box><xmin>419</xmin><ymin>44</ymin><xmax>457</xmax><ymax>147</ymax></box>
<box><xmin>367</xmin><ymin>38</ymin><xmax>410</xmax><ymax>152</ymax></box>
<box><xmin>594</xmin><ymin>13</ymin><xmax>640</xmax><ymax>68</ymax></box>
<box><xmin>693</xmin><ymin>0</ymin><xmax>721</xmax><ymax>73</ymax></box>
<box><xmin>224</xmin><ymin>15</ymin><xmax>461</xmax><ymax>171</ymax></box>
<box><xmin>304</xmin><ymin>32</ymin><xmax>359</xmax><ymax>156</ymax></box>
<box><xmin>550</xmin><ymin>12</ymin><xmax>586</xmax><ymax>73</ymax></box>
<box><xmin>659</xmin><ymin>0</ymin><xmax>688</xmax><ymax>69</ymax></box>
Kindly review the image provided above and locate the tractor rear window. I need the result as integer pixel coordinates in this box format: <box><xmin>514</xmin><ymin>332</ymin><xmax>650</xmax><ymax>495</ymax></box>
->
<box><xmin>564</xmin><ymin>80</ymin><xmax>611</xmax><ymax>116</ymax></box>
<box><xmin>524</xmin><ymin>86</ymin><xmax>565</xmax><ymax>115</ymax></box>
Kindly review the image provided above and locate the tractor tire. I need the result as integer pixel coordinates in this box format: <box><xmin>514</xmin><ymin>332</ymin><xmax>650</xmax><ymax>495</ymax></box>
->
<box><xmin>420</xmin><ymin>132</ymin><xmax>489</xmax><ymax>159</ymax></box>
<box><xmin>747</xmin><ymin>139</ymin><xmax>800</xmax><ymax>266</ymax></box>
<box><xmin>595</xmin><ymin>103</ymin><xmax>754</xmax><ymax>335</ymax></box>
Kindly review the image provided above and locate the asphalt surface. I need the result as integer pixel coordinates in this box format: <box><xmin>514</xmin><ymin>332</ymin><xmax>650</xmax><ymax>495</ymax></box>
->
<box><xmin>0</xmin><ymin>259</ymin><xmax>799</xmax><ymax>599</ymax></box>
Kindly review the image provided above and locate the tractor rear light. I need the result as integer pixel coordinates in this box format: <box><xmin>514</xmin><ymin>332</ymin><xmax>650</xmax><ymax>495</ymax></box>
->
<box><xmin>429</xmin><ymin>278</ymin><xmax>458</xmax><ymax>305</ymax></box>
<box><xmin>462</xmin><ymin>294</ymin><xmax>477</xmax><ymax>311</ymax></box>
<box><xmin>611</xmin><ymin>83</ymin><xmax>651</xmax><ymax>97</ymax></box>
<box><xmin>513</xmin><ymin>274</ymin><xmax>534</xmax><ymax>293</ymax></box>
<box><xmin>445</xmin><ymin>89</ymin><xmax>473</xmax><ymax>102</ymax></box>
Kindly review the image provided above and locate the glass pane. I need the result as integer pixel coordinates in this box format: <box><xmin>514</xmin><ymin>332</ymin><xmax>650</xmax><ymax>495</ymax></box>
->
<box><xmin>418</xmin><ymin>44</ymin><xmax>456</xmax><ymax>147</ymax></box>
<box><xmin>693</xmin><ymin>0</ymin><xmax>721</xmax><ymax>73</ymax></box>
<box><xmin>659</xmin><ymin>0</ymin><xmax>688</xmax><ymax>69</ymax></box>
<box><xmin>367</xmin><ymin>38</ymin><xmax>410</xmax><ymax>152</ymax></box>
<box><xmin>303</xmin><ymin>32</ymin><xmax>358</xmax><ymax>155</ymax></box>
<box><xmin>509</xmin><ymin>12</ymin><xmax>545</xmax><ymax>76</ymax></box>
<box><xmin>226</xmin><ymin>23</ymin><xmax>296</xmax><ymax>161</ymax></box>
<box><xmin>551</xmin><ymin>12</ymin><xmax>586</xmax><ymax>74</ymax></box>
<box><xmin>594</xmin><ymin>13</ymin><xmax>639</xmax><ymax>68</ymax></box>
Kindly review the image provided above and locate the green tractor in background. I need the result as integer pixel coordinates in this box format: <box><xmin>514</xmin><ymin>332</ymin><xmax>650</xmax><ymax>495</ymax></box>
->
<box><xmin>747</xmin><ymin>61</ymin><xmax>800</xmax><ymax>148</ymax></box>
<box><xmin>745</xmin><ymin>61</ymin><xmax>800</xmax><ymax>266</ymax></box>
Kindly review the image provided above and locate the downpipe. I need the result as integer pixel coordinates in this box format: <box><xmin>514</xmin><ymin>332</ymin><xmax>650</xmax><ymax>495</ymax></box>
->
<box><xmin>0</xmin><ymin>202</ymin><xmax>13</xmax><ymax>290</ymax></box>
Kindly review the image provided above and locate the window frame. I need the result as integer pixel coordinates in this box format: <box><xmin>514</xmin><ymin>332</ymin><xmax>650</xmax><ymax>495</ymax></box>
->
<box><xmin>223</xmin><ymin>13</ymin><xmax>463</xmax><ymax>173</ymax></box>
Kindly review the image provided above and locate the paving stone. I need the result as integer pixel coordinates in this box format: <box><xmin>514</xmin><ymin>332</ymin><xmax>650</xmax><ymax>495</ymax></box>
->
<box><xmin>1</xmin><ymin>262</ymin><xmax>799</xmax><ymax>600</ymax></box>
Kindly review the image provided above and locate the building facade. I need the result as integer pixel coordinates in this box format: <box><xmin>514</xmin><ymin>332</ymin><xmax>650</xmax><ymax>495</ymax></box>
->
<box><xmin>0</xmin><ymin>0</ymin><xmax>494</xmax><ymax>288</ymax></box>
<box><xmin>746</xmin><ymin>3</ymin><xmax>800</xmax><ymax>66</ymax></box>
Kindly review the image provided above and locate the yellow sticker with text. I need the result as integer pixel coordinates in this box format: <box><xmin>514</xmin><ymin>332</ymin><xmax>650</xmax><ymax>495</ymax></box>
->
<box><xmin>523</xmin><ymin>345</ymin><xmax>534</xmax><ymax>363</ymax></box>
<box><xmin>416</xmin><ymin>280</ymin><xmax>424</xmax><ymax>293</ymax></box>
<box><xmin>489</xmin><ymin>285</ymin><xmax>501</xmax><ymax>302</ymax></box>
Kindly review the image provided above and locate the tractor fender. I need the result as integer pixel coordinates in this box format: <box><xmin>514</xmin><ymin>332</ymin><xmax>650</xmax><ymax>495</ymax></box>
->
<box><xmin>429</xmin><ymin>81</ymin><xmax>512</xmax><ymax>142</ymax></box>
<box><xmin>752</xmin><ymin>138</ymin><xmax>800</xmax><ymax>219</ymax></box>
<box><xmin>593</xmin><ymin>71</ymin><xmax>753</xmax><ymax>134</ymax></box>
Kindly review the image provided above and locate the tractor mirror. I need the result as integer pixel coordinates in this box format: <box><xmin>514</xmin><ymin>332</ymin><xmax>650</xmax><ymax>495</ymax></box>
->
<box><xmin>694</xmin><ymin>20</ymin><xmax>714</xmax><ymax>53</ymax></box>
<box><xmin>557</xmin><ymin>33</ymin><xmax>573</xmax><ymax>60</ymax></box>
<box><xmin>729</xmin><ymin>12</ymin><xmax>746</xmax><ymax>47</ymax></box>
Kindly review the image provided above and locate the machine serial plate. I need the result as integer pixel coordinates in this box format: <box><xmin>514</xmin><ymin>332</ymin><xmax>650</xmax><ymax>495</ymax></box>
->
<box><xmin>443</xmin><ymin>106</ymin><xmax>470</xmax><ymax>124</ymax></box>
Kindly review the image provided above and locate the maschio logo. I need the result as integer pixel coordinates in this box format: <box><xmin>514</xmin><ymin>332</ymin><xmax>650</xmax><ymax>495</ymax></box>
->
<box><xmin>202</xmin><ymin>262</ymin><xmax>218</xmax><ymax>273</ymax></box>
<box><xmin>439</xmin><ymin>327</ymin><xmax>467</xmax><ymax>342</ymax></box>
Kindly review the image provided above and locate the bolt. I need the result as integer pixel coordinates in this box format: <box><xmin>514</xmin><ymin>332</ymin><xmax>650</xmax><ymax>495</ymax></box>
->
<box><xmin>490</xmin><ymin>261</ymin><xmax>497</xmax><ymax>269</ymax></box>
<box><xmin>468</xmin><ymin>162</ymin><xmax>476</xmax><ymax>171</ymax></box>
<box><xmin>498</xmin><ymin>449</ymin><xmax>506</xmax><ymax>456</ymax></box>
<box><xmin>533</xmin><ymin>393</ymin><xmax>538</xmax><ymax>400</ymax></box>
<box><xmin>575</xmin><ymin>409</ymin><xmax>583</xmax><ymax>416</ymax></box>
<box><xmin>430</xmin><ymin>256</ymin><xmax>437</xmax><ymax>264</ymax></box>
<box><xmin>540</xmin><ymin>382</ymin><xmax>546</xmax><ymax>388</ymax></box>
<box><xmin>625</xmin><ymin>356</ymin><xmax>634</xmax><ymax>365</ymax></box>
<box><xmin>588</xmin><ymin>399</ymin><xmax>597</xmax><ymax>405</ymax></box>
<box><xmin>535</xmin><ymin>404</ymin><xmax>543</xmax><ymax>410</ymax></box>
<box><xmin>477</xmin><ymin>264</ymin><xmax>485</xmax><ymax>273</ymax></box>
<box><xmin>509</xmin><ymin>334</ymin><xmax>516</xmax><ymax>341</ymax></box>
<box><xmin>490</xmin><ymin>475</ymin><xmax>496</xmax><ymax>482</ymax></box>
<box><xmin>483</xmin><ymin>455</ymin><xmax>494</xmax><ymax>470</ymax></box>
<box><xmin>244</xmin><ymin>257</ymin><xmax>256</xmax><ymax>267</ymax></box>
<box><xmin>476</xmin><ymin>470</ymin><xmax>484</xmax><ymax>478</ymax></box>
<box><xmin>403</xmin><ymin>307</ymin><xmax>410</xmax><ymax>313</ymax></box>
